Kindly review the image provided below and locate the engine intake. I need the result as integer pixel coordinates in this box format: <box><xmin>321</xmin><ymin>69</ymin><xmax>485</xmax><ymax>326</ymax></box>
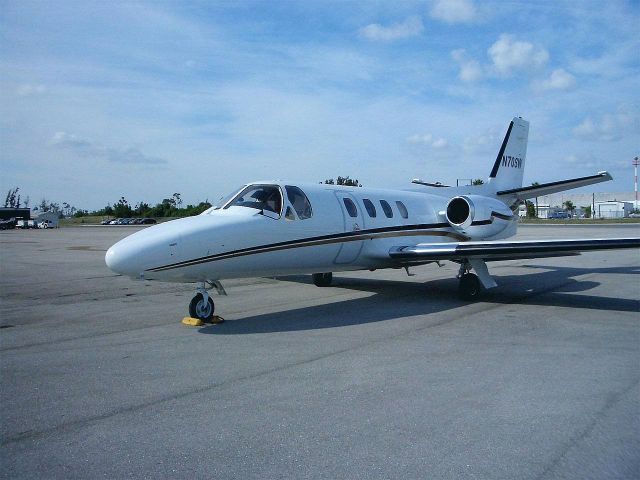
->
<box><xmin>446</xmin><ymin>197</ymin><xmax>473</xmax><ymax>227</ymax></box>
<box><xmin>445</xmin><ymin>195</ymin><xmax>514</xmax><ymax>239</ymax></box>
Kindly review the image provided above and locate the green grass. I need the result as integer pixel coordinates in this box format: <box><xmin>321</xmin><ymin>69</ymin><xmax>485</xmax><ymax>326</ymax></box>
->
<box><xmin>59</xmin><ymin>216</ymin><xmax>105</xmax><ymax>225</ymax></box>
<box><xmin>60</xmin><ymin>216</ymin><xmax>640</xmax><ymax>226</ymax></box>
<box><xmin>519</xmin><ymin>217</ymin><xmax>640</xmax><ymax>225</ymax></box>
<box><xmin>59</xmin><ymin>216</ymin><xmax>175</xmax><ymax>226</ymax></box>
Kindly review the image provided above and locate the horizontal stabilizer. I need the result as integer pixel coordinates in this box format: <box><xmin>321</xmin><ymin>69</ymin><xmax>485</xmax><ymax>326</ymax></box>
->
<box><xmin>411</xmin><ymin>179</ymin><xmax>450</xmax><ymax>188</ymax></box>
<box><xmin>389</xmin><ymin>238</ymin><xmax>640</xmax><ymax>263</ymax></box>
<box><xmin>496</xmin><ymin>171</ymin><xmax>612</xmax><ymax>200</ymax></box>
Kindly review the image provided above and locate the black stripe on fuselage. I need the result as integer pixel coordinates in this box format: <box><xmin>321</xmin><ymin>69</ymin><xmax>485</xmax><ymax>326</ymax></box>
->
<box><xmin>147</xmin><ymin>223</ymin><xmax>467</xmax><ymax>273</ymax></box>
<box><xmin>489</xmin><ymin>121</ymin><xmax>514</xmax><ymax>179</ymax></box>
<box><xmin>490</xmin><ymin>211</ymin><xmax>513</xmax><ymax>221</ymax></box>
<box><xmin>470</xmin><ymin>211</ymin><xmax>513</xmax><ymax>226</ymax></box>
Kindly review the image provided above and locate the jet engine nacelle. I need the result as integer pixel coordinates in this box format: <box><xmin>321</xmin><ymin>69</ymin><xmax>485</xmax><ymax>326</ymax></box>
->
<box><xmin>445</xmin><ymin>195</ymin><xmax>514</xmax><ymax>239</ymax></box>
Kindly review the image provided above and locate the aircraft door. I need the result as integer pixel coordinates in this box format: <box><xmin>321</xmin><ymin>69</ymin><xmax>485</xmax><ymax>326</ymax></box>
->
<box><xmin>333</xmin><ymin>192</ymin><xmax>364</xmax><ymax>264</ymax></box>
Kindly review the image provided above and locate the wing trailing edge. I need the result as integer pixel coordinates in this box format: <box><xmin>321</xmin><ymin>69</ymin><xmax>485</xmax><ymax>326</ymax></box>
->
<box><xmin>389</xmin><ymin>238</ymin><xmax>640</xmax><ymax>263</ymax></box>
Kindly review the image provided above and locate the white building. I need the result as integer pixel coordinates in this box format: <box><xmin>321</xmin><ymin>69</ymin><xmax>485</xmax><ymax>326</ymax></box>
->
<box><xmin>35</xmin><ymin>211</ymin><xmax>60</xmax><ymax>228</ymax></box>
<box><xmin>518</xmin><ymin>204</ymin><xmax>566</xmax><ymax>219</ymax></box>
<box><xmin>594</xmin><ymin>201</ymin><xmax>633</xmax><ymax>219</ymax></box>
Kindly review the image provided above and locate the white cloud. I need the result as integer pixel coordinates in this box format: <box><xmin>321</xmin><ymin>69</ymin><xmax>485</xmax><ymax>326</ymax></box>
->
<box><xmin>463</xmin><ymin>128</ymin><xmax>501</xmax><ymax>154</ymax></box>
<box><xmin>572</xmin><ymin>108</ymin><xmax>638</xmax><ymax>142</ymax></box>
<box><xmin>451</xmin><ymin>49</ymin><xmax>483</xmax><ymax>82</ymax></box>
<box><xmin>51</xmin><ymin>132</ymin><xmax>92</xmax><ymax>149</ymax></box>
<box><xmin>359</xmin><ymin>16</ymin><xmax>424</xmax><ymax>42</ymax></box>
<box><xmin>408</xmin><ymin>133</ymin><xmax>449</xmax><ymax>149</ymax></box>
<box><xmin>564</xmin><ymin>153</ymin><xmax>628</xmax><ymax>170</ymax></box>
<box><xmin>488</xmin><ymin>34</ymin><xmax>549</xmax><ymax>76</ymax></box>
<box><xmin>534</xmin><ymin>68</ymin><xmax>576</xmax><ymax>91</ymax></box>
<box><xmin>430</xmin><ymin>0</ymin><xmax>477</xmax><ymax>24</ymax></box>
<box><xmin>17</xmin><ymin>84</ymin><xmax>46</xmax><ymax>96</ymax></box>
<box><xmin>51</xmin><ymin>132</ymin><xmax>167</xmax><ymax>164</ymax></box>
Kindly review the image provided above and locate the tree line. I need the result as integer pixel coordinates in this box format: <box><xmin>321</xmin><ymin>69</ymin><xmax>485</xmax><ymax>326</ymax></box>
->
<box><xmin>3</xmin><ymin>187</ymin><xmax>211</xmax><ymax>219</ymax></box>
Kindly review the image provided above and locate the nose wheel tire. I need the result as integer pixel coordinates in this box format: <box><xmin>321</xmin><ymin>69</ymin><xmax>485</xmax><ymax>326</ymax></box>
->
<box><xmin>312</xmin><ymin>272</ymin><xmax>333</xmax><ymax>287</ymax></box>
<box><xmin>459</xmin><ymin>273</ymin><xmax>481</xmax><ymax>300</ymax></box>
<box><xmin>189</xmin><ymin>293</ymin><xmax>215</xmax><ymax>322</ymax></box>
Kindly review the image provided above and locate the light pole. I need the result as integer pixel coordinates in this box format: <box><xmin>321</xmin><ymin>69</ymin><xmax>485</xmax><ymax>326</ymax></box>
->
<box><xmin>633</xmin><ymin>156</ymin><xmax>639</xmax><ymax>208</ymax></box>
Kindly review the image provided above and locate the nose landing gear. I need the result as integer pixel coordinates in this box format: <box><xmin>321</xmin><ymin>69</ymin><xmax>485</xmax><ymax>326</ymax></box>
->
<box><xmin>188</xmin><ymin>281</ymin><xmax>226</xmax><ymax>323</ymax></box>
<box><xmin>189</xmin><ymin>293</ymin><xmax>215</xmax><ymax>322</ymax></box>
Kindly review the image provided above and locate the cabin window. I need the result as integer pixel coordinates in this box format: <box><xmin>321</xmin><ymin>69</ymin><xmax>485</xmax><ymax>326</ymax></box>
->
<box><xmin>363</xmin><ymin>199</ymin><xmax>377</xmax><ymax>218</ymax></box>
<box><xmin>343</xmin><ymin>198</ymin><xmax>358</xmax><ymax>217</ymax></box>
<box><xmin>380</xmin><ymin>200</ymin><xmax>393</xmax><ymax>218</ymax></box>
<box><xmin>285</xmin><ymin>185</ymin><xmax>313</xmax><ymax>220</ymax></box>
<box><xmin>224</xmin><ymin>184</ymin><xmax>283</xmax><ymax>216</ymax></box>
<box><xmin>396</xmin><ymin>201</ymin><xmax>408</xmax><ymax>219</ymax></box>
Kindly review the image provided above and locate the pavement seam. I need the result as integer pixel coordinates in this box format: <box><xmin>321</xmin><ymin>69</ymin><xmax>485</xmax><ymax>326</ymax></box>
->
<box><xmin>534</xmin><ymin>376</ymin><xmax>640</xmax><ymax>480</ymax></box>
<box><xmin>0</xmin><ymin>290</ymin><xmax>363</xmax><ymax>353</ymax></box>
<box><xmin>0</xmin><ymin>272</ymin><xmax>623</xmax><ymax>447</ymax></box>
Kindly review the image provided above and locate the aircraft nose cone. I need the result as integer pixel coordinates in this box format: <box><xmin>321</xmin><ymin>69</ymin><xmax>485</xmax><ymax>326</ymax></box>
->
<box><xmin>105</xmin><ymin>242</ymin><xmax>143</xmax><ymax>277</ymax></box>
<box><xmin>105</xmin><ymin>244</ymin><xmax>127</xmax><ymax>275</ymax></box>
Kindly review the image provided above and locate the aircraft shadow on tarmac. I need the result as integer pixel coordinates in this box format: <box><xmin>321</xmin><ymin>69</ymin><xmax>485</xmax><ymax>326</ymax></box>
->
<box><xmin>198</xmin><ymin>265</ymin><xmax>640</xmax><ymax>335</ymax></box>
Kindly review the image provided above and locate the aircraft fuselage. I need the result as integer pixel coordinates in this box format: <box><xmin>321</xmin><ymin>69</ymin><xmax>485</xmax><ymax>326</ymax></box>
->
<box><xmin>105</xmin><ymin>182</ymin><xmax>516</xmax><ymax>283</ymax></box>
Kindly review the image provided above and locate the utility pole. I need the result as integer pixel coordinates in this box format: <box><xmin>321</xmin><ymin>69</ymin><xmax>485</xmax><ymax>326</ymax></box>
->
<box><xmin>633</xmin><ymin>156</ymin><xmax>639</xmax><ymax>208</ymax></box>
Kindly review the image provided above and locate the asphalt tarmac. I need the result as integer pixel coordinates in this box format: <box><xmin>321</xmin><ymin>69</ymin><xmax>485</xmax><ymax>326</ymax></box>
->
<box><xmin>1</xmin><ymin>224</ymin><xmax>639</xmax><ymax>479</ymax></box>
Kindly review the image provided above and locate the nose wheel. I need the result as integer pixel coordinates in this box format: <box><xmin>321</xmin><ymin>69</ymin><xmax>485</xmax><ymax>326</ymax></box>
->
<box><xmin>189</xmin><ymin>293</ymin><xmax>215</xmax><ymax>322</ymax></box>
<box><xmin>188</xmin><ymin>281</ymin><xmax>227</xmax><ymax>322</ymax></box>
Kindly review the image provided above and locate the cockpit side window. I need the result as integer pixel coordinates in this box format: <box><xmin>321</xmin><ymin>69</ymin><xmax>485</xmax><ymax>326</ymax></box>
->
<box><xmin>224</xmin><ymin>184</ymin><xmax>283</xmax><ymax>216</ymax></box>
<box><xmin>285</xmin><ymin>186</ymin><xmax>313</xmax><ymax>220</ymax></box>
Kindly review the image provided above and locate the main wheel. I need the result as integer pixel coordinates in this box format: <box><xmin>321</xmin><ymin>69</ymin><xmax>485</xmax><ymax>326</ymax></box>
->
<box><xmin>459</xmin><ymin>273</ymin><xmax>481</xmax><ymax>300</ymax></box>
<box><xmin>312</xmin><ymin>272</ymin><xmax>333</xmax><ymax>287</ymax></box>
<box><xmin>189</xmin><ymin>293</ymin><xmax>215</xmax><ymax>322</ymax></box>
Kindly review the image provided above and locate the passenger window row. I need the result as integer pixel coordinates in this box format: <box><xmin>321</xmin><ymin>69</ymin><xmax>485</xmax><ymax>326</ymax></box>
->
<box><xmin>343</xmin><ymin>198</ymin><xmax>409</xmax><ymax>219</ymax></box>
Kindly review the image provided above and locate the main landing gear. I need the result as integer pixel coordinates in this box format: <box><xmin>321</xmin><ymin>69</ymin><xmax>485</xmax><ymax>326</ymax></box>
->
<box><xmin>312</xmin><ymin>272</ymin><xmax>333</xmax><ymax>287</ymax></box>
<box><xmin>456</xmin><ymin>259</ymin><xmax>497</xmax><ymax>301</ymax></box>
<box><xmin>458</xmin><ymin>272</ymin><xmax>481</xmax><ymax>300</ymax></box>
<box><xmin>188</xmin><ymin>281</ymin><xmax>227</xmax><ymax>322</ymax></box>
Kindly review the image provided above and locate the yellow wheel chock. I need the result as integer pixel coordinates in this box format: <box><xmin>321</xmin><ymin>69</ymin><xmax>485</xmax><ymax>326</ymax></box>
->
<box><xmin>181</xmin><ymin>316</ymin><xmax>225</xmax><ymax>327</ymax></box>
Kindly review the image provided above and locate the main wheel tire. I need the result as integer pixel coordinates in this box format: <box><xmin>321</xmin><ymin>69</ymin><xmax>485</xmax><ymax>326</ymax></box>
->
<box><xmin>189</xmin><ymin>293</ymin><xmax>215</xmax><ymax>322</ymax></box>
<box><xmin>459</xmin><ymin>273</ymin><xmax>481</xmax><ymax>300</ymax></box>
<box><xmin>312</xmin><ymin>272</ymin><xmax>333</xmax><ymax>287</ymax></box>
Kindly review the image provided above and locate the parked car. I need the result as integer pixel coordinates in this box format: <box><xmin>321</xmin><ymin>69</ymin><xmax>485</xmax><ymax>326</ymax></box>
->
<box><xmin>141</xmin><ymin>218</ymin><xmax>157</xmax><ymax>224</ymax></box>
<box><xmin>548</xmin><ymin>212</ymin><xmax>569</xmax><ymax>219</ymax></box>
<box><xmin>0</xmin><ymin>217</ymin><xmax>17</xmax><ymax>230</ymax></box>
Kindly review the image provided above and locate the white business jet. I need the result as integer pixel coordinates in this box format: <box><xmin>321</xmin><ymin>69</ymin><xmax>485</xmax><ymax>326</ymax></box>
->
<box><xmin>105</xmin><ymin>117</ymin><xmax>640</xmax><ymax>321</ymax></box>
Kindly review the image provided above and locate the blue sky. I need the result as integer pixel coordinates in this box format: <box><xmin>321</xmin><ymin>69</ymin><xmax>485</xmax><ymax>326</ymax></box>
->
<box><xmin>1</xmin><ymin>0</ymin><xmax>639</xmax><ymax>210</ymax></box>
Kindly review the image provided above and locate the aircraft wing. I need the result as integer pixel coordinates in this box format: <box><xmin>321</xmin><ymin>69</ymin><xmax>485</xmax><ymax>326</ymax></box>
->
<box><xmin>389</xmin><ymin>238</ymin><xmax>640</xmax><ymax>264</ymax></box>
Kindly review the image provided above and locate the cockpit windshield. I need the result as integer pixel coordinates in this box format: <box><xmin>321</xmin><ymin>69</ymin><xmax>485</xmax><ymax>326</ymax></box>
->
<box><xmin>224</xmin><ymin>184</ymin><xmax>283</xmax><ymax>215</ymax></box>
<box><xmin>200</xmin><ymin>186</ymin><xmax>245</xmax><ymax>215</ymax></box>
<box><xmin>212</xmin><ymin>186</ymin><xmax>245</xmax><ymax>210</ymax></box>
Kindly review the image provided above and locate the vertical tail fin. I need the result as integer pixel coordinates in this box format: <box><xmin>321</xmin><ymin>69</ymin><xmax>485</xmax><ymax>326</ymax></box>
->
<box><xmin>488</xmin><ymin>117</ymin><xmax>529</xmax><ymax>191</ymax></box>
